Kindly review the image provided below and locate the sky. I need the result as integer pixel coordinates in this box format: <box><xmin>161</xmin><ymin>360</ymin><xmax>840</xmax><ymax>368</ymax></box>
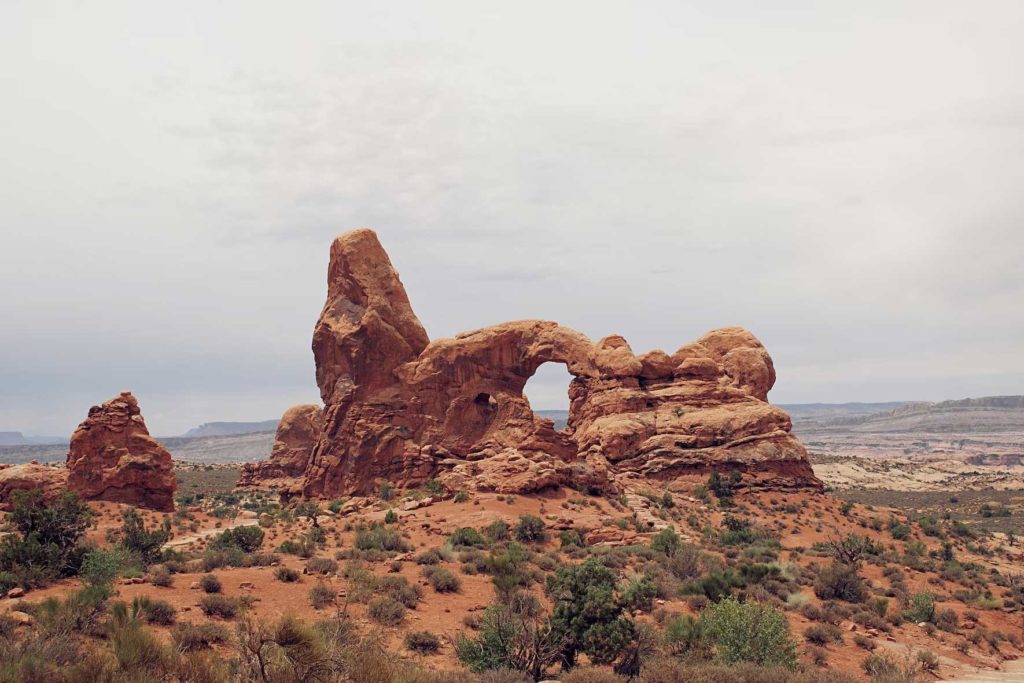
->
<box><xmin>1</xmin><ymin>1</ymin><xmax>1023</xmax><ymax>437</ymax></box>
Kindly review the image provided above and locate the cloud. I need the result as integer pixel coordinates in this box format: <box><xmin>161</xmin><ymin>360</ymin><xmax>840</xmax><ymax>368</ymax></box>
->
<box><xmin>1</xmin><ymin>0</ymin><xmax>1023</xmax><ymax>435</ymax></box>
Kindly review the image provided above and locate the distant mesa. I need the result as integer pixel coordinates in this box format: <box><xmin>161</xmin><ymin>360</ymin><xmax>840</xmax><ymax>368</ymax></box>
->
<box><xmin>0</xmin><ymin>391</ymin><xmax>176</xmax><ymax>511</ymax></box>
<box><xmin>181</xmin><ymin>420</ymin><xmax>280</xmax><ymax>438</ymax></box>
<box><xmin>241</xmin><ymin>228</ymin><xmax>821</xmax><ymax>498</ymax></box>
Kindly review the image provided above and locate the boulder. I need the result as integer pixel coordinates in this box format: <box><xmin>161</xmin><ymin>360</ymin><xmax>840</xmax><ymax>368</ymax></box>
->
<box><xmin>239</xmin><ymin>404</ymin><xmax>322</xmax><ymax>489</ymax></box>
<box><xmin>66</xmin><ymin>392</ymin><xmax>176</xmax><ymax>511</ymax></box>
<box><xmin>0</xmin><ymin>463</ymin><xmax>68</xmax><ymax>511</ymax></box>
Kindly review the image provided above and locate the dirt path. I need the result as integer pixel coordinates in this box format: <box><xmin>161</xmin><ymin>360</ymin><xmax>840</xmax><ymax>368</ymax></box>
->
<box><xmin>164</xmin><ymin>511</ymin><xmax>258</xmax><ymax>549</ymax></box>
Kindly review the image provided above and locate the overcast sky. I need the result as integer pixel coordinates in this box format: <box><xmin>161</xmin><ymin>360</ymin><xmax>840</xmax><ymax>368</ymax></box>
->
<box><xmin>2</xmin><ymin>2</ymin><xmax>1023</xmax><ymax>437</ymax></box>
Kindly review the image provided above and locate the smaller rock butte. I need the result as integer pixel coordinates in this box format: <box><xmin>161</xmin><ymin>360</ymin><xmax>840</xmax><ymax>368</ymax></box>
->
<box><xmin>66</xmin><ymin>391</ymin><xmax>176</xmax><ymax>512</ymax></box>
<box><xmin>0</xmin><ymin>392</ymin><xmax>177</xmax><ymax>512</ymax></box>
<box><xmin>241</xmin><ymin>228</ymin><xmax>821</xmax><ymax>497</ymax></box>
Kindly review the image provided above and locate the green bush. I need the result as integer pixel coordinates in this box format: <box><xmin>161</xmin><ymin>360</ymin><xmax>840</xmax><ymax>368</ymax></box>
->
<box><xmin>208</xmin><ymin>525</ymin><xmax>264</xmax><ymax>553</ymax></box>
<box><xmin>903</xmin><ymin>592</ymin><xmax>936</xmax><ymax>623</ymax></box>
<box><xmin>198</xmin><ymin>594</ymin><xmax>239</xmax><ymax>619</ymax></box>
<box><xmin>664</xmin><ymin>614</ymin><xmax>710</xmax><ymax>660</ymax></box>
<box><xmin>0</xmin><ymin>489</ymin><xmax>92</xmax><ymax>586</ymax></box>
<box><xmin>135</xmin><ymin>596</ymin><xmax>177</xmax><ymax>625</ymax></box>
<box><xmin>354</xmin><ymin>524</ymin><xmax>410</xmax><ymax>552</ymax></box>
<box><xmin>513</xmin><ymin>515</ymin><xmax>547</xmax><ymax>544</ymax></box>
<box><xmin>701</xmin><ymin>597</ymin><xmax>797</xmax><ymax>668</ymax></box>
<box><xmin>547</xmin><ymin>557</ymin><xmax>636</xmax><ymax>667</ymax></box>
<box><xmin>80</xmin><ymin>547</ymin><xmax>124</xmax><ymax>589</ymax></box>
<box><xmin>199</xmin><ymin>573</ymin><xmax>222</xmax><ymax>593</ymax></box>
<box><xmin>384</xmin><ymin>509</ymin><xmax>398</xmax><ymax>524</ymax></box>
<box><xmin>651</xmin><ymin>528</ymin><xmax>682</xmax><ymax>556</ymax></box>
<box><xmin>368</xmin><ymin>596</ymin><xmax>406</xmax><ymax>625</ymax></box>
<box><xmin>485</xmin><ymin>520</ymin><xmax>511</xmax><ymax>542</ymax></box>
<box><xmin>450</xmin><ymin>527</ymin><xmax>488</xmax><ymax>548</ymax></box>
<box><xmin>119</xmin><ymin>508</ymin><xmax>171</xmax><ymax>565</ymax></box>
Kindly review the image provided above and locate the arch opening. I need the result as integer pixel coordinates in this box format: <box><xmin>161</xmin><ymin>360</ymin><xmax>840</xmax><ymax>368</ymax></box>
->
<box><xmin>523</xmin><ymin>361</ymin><xmax>573</xmax><ymax>432</ymax></box>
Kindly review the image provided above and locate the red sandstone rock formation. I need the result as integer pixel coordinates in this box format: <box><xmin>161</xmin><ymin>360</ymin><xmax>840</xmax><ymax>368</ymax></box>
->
<box><xmin>238</xmin><ymin>404</ymin><xmax>321</xmax><ymax>491</ymax></box>
<box><xmin>0</xmin><ymin>463</ymin><xmax>68</xmax><ymax>511</ymax></box>
<box><xmin>66</xmin><ymin>392</ymin><xmax>176</xmax><ymax>511</ymax></box>
<box><xmin>249</xmin><ymin>228</ymin><xmax>820</xmax><ymax>497</ymax></box>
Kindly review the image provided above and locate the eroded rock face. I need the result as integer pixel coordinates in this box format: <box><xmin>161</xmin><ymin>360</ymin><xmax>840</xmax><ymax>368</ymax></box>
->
<box><xmin>0</xmin><ymin>463</ymin><xmax>68</xmax><ymax>511</ymax></box>
<box><xmin>252</xmin><ymin>228</ymin><xmax>820</xmax><ymax>497</ymax></box>
<box><xmin>66</xmin><ymin>392</ymin><xmax>176</xmax><ymax>511</ymax></box>
<box><xmin>238</xmin><ymin>404</ymin><xmax>321</xmax><ymax>491</ymax></box>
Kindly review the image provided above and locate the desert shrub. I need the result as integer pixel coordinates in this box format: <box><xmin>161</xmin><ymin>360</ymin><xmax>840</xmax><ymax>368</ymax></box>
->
<box><xmin>119</xmin><ymin>507</ymin><xmax>171</xmax><ymax>565</ymax></box>
<box><xmin>803</xmin><ymin>623</ymin><xmax>843</xmax><ymax>645</ymax></box>
<box><xmin>379</xmin><ymin>574</ymin><xmax>423</xmax><ymax>608</ymax></box>
<box><xmin>651</xmin><ymin>528</ymin><xmax>683</xmax><ymax>556</ymax></box>
<box><xmin>0</xmin><ymin>571</ymin><xmax>16</xmax><ymax>596</ymax></box>
<box><xmin>455</xmin><ymin>602</ymin><xmax>562</xmax><ymax>679</ymax></box>
<box><xmin>199</xmin><ymin>573</ymin><xmax>222</xmax><ymax>593</ymax></box>
<box><xmin>355</xmin><ymin>524</ymin><xmax>410</xmax><ymax>552</ymax></box>
<box><xmin>134</xmin><ymin>595</ymin><xmax>177</xmax><ymax>625</ymax></box>
<box><xmin>405</xmin><ymin>630</ymin><xmax>442</xmax><ymax>654</ymax></box>
<box><xmin>664</xmin><ymin>614</ymin><xmax>711</xmax><ymax>660</ymax></box>
<box><xmin>514</xmin><ymin>515</ymin><xmax>547</xmax><ymax>544</ymax></box>
<box><xmin>701</xmin><ymin>597</ymin><xmax>797</xmax><ymax>668</ymax></box>
<box><xmin>368</xmin><ymin>596</ymin><xmax>406</xmax><ymax>625</ymax></box>
<box><xmin>425</xmin><ymin>566</ymin><xmax>461</xmax><ymax>593</ymax></box>
<box><xmin>172</xmin><ymin>621</ymin><xmax>230</xmax><ymax>651</ymax></box>
<box><xmin>936</xmin><ymin>607</ymin><xmax>959</xmax><ymax>632</ymax></box>
<box><xmin>306</xmin><ymin>557</ymin><xmax>338</xmax><ymax>575</ymax></box>
<box><xmin>275</xmin><ymin>566</ymin><xmax>300</xmax><ymax>582</ymax></box>
<box><xmin>309</xmin><ymin>582</ymin><xmax>335</xmax><ymax>609</ymax></box>
<box><xmin>889</xmin><ymin>523</ymin><xmax>911</xmax><ymax>541</ymax></box>
<box><xmin>903</xmin><ymin>592</ymin><xmax>936</xmax><ymax>623</ymax></box>
<box><xmin>199</xmin><ymin>594</ymin><xmax>239</xmax><ymax>619</ymax></box>
<box><xmin>208</xmin><ymin>525</ymin><xmax>264</xmax><ymax>553</ymax></box>
<box><xmin>813</xmin><ymin>562</ymin><xmax>867</xmax><ymax>603</ymax></box>
<box><xmin>450</xmin><ymin>527</ymin><xmax>488</xmax><ymax>548</ymax></box>
<box><xmin>277</xmin><ymin>537</ymin><xmax>316</xmax><ymax>558</ymax></box>
<box><xmin>917</xmin><ymin>649</ymin><xmax>939</xmax><ymax>671</ymax></box>
<box><xmin>417</xmin><ymin>548</ymin><xmax>444</xmax><ymax>565</ymax></box>
<box><xmin>485</xmin><ymin>520</ymin><xmax>511</xmax><ymax>542</ymax></box>
<box><xmin>79</xmin><ymin>547</ymin><xmax>125</xmax><ymax>589</ymax></box>
<box><xmin>148</xmin><ymin>564</ymin><xmax>173</xmax><ymax>587</ymax></box>
<box><xmin>0</xmin><ymin>489</ymin><xmax>92</xmax><ymax>587</ymax></box>
<box><xmin>862</xmin><ymin>652</ymin><xmax>920</xmax><ymax>682</ymax></box>
<box><xmin>384</xmin><ymin>509</ymin><xmax>398</xmax><ymax>524</ymax></box>
<box><xmin>854</xmin><ymin>633</ymin><xmax>877</xmax><ymax>650</ymax></box>
<box><xmin>487</xmin><ymin>543</ymin><xmax>534</xmax><ymax>597</ymax></box>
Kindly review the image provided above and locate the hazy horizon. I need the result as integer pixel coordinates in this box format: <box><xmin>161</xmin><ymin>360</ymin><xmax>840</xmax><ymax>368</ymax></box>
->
<box><xmin>3</xmin><ymin>2</ymin><xmax>1023</xmax><ymax>436</ymax></box>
